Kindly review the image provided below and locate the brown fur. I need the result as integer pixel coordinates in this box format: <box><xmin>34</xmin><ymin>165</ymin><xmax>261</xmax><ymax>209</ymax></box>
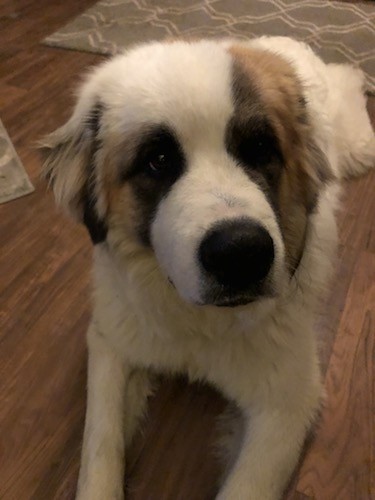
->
<box><xmin>229</xmin><ymin>44</ymin><xmax>331</xmax><ymax>271</ymax></box>
<box><xmin>98</xmin><ymin>130</ymin><xmax>150</xmax><ymax>253</ymax></box>
<box><xmin>40</xmin><ymin>123</ymin><xmax>93</xmax><ymax>221</ymax></box>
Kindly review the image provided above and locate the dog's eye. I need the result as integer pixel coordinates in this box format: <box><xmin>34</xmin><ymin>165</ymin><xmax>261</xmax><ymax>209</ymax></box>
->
<box><xmin>146</xmin><ymin>152</ymin><xmax>170</xmax><ymax>177</ymax></box>
<box><xmin>122</xmin><ymin>126</ymin><xmax>185</xmax><ymax>184</ymax></box>
<box><xmin>133</xmin><ymin>127</ymin><xmax>185</xmax><ymax>181</ymax></box>
<box><xmin>238</xmin><ymin>134</ymin><xmax>278</xmax><ymax>168</ymax></box>
<box><xmin>226</xmin><ymin>120</ymin><xmax>282</xmax><ymax>171</ymax></box>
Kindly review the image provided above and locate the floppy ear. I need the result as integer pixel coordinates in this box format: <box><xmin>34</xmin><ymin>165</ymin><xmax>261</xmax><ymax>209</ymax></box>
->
<box><xmin>40</xmin><ymin>104</ymin><xmax>107</xmax><ymax>244</ymax></box>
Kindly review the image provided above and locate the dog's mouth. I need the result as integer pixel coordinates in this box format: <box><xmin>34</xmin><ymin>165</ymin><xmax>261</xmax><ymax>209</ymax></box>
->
<box><xmin>168</xmin><ymin>277</ymin><xmax>271</xmax><ymax>308</ymax></box>
<box><xmin>202</xmin><ymin>279</ymin><xmax>273</xmax><ymax>308</ymax></box>
<box><xmin>213</xmin><ymin>295</ymin><xmax>256</xmax><ymax>307</ymax></box>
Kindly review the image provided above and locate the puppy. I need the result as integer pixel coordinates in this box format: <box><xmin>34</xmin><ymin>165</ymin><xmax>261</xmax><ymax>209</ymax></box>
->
<box><xmin>41</xmin><ymin>37</ymin><xmax>375</xmax><ymax>499</ymax></box>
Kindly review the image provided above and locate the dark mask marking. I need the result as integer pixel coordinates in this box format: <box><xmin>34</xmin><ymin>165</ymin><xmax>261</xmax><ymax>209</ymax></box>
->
<box><xmin>123</xmin><ymin>125</ymin><xmax>186</xmax><ymax>246</ymax></box>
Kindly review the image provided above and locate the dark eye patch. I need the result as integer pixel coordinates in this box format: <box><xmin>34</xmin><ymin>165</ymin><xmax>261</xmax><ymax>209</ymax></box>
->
<box><xmin>122</xmin><ymin>125</ymin><xmax>186</xmax><ymax>246</ymax></box>
<box><xmin>227</xmin><ymin>116</ymin><xmax>282</xmax><ymax>169</ymax></box>
<box><xmin>123</xmin><ymin>126</ymin><xmax>185</xmax><ymax>182</ymax></box>
<box><xmin>226</xmin><ymin>116</ymin><xmax>283</xmax><ymax>192</ymax></box>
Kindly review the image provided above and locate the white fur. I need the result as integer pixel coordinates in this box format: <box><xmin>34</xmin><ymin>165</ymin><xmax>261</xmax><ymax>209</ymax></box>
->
<box><xmin>152</xmin><ymin>158</ymin><xmax>286</xmax><ymax>304</ymax></box>
<box><xmin>45</xmin><ymin>37</ymin><xmax>374</xmax><ymax>500</ymax></box>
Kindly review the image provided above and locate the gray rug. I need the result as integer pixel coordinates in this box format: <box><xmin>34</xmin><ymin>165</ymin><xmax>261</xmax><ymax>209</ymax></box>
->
<box><xmin>44</xmin><ymin>0</ymin><xmax>375</xmax><ymax>89</ymax></box>
<box><xmin>0</xmin><ymin>120</ymin><xmax>34</xmax><ymax>204</ymax></box>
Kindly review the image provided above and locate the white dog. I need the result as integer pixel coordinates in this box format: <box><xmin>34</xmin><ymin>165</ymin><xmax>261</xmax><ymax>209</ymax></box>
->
<box><xmin>41</xmin><ymin>37</ymin><xmax>375</xmax><ymax>499</ymax></box>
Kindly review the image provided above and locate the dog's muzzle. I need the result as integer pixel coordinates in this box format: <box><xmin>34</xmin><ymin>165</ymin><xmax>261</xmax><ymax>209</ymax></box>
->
<box><xmin>198</xmin><ymin>218</ymin><xmax>274</xmax><ymax>307</ymax></box>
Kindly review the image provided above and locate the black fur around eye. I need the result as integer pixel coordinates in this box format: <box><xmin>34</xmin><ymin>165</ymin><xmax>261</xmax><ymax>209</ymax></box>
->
<box><xmin>125</xmin><ymin>125</ymin><xmax>186</xmax><ymax>247</ymax></box>
<box><xmin>135</xmin><ymin>127</ymin><xmax>185</xmax><ymax>181</ymax></box>
<box><xmin>236</xmin><ymin>133</ymin><xmax>278</xmax><ymax>168</ymax></box>
<box><xmin>226</xmin><ymin>119</ymin><xmax>282</xmax><ymax>171</ymax></box>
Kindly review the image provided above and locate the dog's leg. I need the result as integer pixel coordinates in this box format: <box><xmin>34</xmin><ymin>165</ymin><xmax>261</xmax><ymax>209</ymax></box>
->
<box><xmin>216</xmin><ymin>381</ymin><xmax>321</xmax><ymax>500</ymax></box>
<box><xmin>76</xmin><ymin>324</ymin><xmax>151</xmax><ymax>500</ymax></box>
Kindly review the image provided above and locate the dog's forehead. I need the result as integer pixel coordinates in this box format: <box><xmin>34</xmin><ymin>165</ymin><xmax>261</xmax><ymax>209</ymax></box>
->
<box><xmin>99</xmin><ymin>41</ymin><xmax>245</xmax><ymax>136</ymax></box>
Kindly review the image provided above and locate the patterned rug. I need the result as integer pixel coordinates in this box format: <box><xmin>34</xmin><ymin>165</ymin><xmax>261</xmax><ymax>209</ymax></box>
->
<box><xmin>44</xmin><ymin>0</ymin><xmax>375</xmax><ymax>89</ymax></box>
<box><xmin>0</xmin><ymin>120</ymin><xmax>34</xmax><ymax>204</ymax></box>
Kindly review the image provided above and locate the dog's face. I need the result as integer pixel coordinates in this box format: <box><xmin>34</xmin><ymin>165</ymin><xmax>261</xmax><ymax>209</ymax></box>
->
<box><xmin>42</xmin><ymin>40</ymin><xmax>330</xmax><ymax>307</ymax></box>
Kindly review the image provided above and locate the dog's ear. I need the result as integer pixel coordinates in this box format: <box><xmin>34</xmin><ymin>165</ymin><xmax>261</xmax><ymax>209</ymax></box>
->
<box><xmin>40</xmin><ymin>103</ymin><xmax>107</xmax><ymax>244</ymax></box>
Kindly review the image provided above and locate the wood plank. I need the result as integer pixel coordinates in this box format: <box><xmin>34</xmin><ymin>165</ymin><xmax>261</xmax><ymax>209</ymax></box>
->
<box><xmin>295</xmin><ymin>251</ymin><xmax>375</xmax><ymax>499</ymax></box>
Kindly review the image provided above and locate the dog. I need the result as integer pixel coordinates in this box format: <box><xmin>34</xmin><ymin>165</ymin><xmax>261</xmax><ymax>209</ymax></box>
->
<box><xmin>41</xmin><ymin>36</ymin><xmax>375</xmax><ymax>499</ymax></box>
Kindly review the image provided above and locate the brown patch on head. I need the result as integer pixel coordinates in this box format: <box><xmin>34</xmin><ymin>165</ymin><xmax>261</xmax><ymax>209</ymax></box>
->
<box><xmin>105</xmin><ymin>181</ymin><xmax>144</xmax><ymax>255</ymax></box>
<box><xmin>94</xmin><ymin>136</ymin><xmax>138</xmax><ymax>251</ymax></box>
<box><xmin>228</xmin><ymin>44</ymin><xmax>332</xmax><ymax>272</ymax></box>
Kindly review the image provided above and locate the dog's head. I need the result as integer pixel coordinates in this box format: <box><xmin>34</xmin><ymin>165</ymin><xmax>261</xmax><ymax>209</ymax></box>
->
<box><xmin>41</xmin><ymin>40</ymin><xmax>331</xmax><ymax>308</ymax></box>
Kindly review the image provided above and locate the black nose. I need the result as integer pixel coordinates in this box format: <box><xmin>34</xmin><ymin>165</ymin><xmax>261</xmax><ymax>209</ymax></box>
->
<box><xmin>198</xmin><ymin>219</ymin><xmax>274</xmax><ymax>290</ymax></box>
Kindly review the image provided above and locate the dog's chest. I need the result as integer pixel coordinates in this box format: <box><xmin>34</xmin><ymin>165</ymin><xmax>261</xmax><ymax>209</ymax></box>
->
<box><xmin>91</xmin><ymin>247</ymin><xmax>316</xmax><ymax>404</ymax></box>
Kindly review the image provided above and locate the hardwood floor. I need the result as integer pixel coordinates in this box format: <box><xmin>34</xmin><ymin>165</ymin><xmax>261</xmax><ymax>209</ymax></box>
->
<box><xmin>0</xmin><ymin>1</ymin><xmax>374</xmax><ymax>499</ymax></box>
